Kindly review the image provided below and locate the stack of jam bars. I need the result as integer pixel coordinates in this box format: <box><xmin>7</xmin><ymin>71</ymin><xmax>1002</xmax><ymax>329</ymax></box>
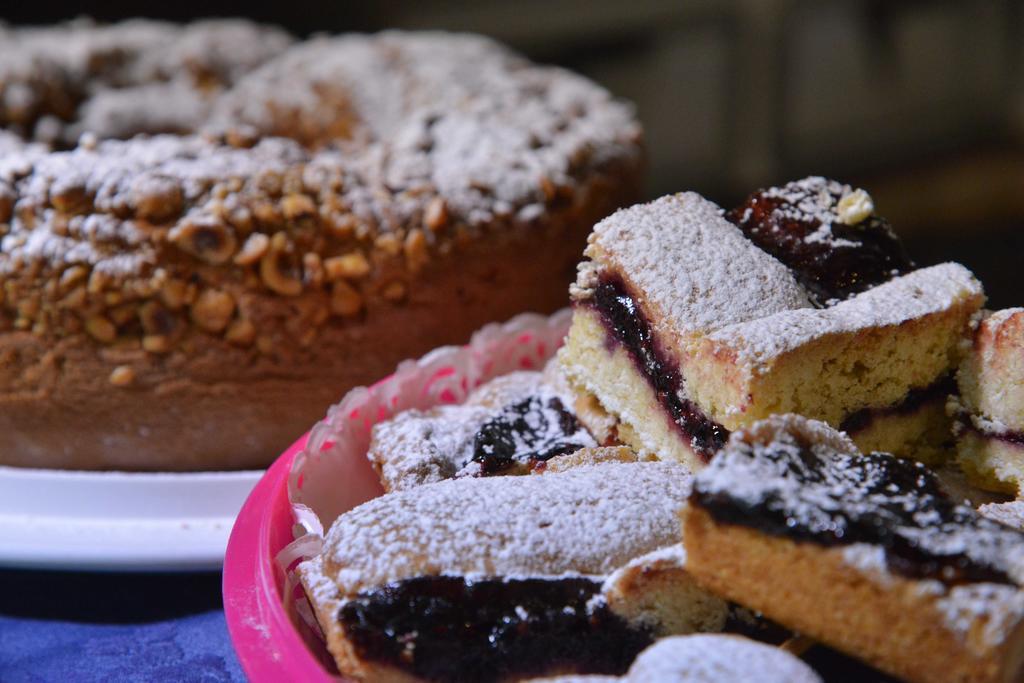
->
<box><xmin>559</xmin><ymin>178</ymin><xmax>982</xmax><ymax>469</ymax></box>
<box><xmin>299</xmin><ymin>178</ymin><xmax>1024</xmax><ymax>683</ymax></box>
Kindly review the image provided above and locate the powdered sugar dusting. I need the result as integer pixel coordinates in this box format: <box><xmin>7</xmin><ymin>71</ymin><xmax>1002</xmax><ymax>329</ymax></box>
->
<box><xmin>708</xmin><ymin>262</ymin><xmax>983</xmax><ymax>371</ymax></box>
<box><xmin>0</xmin><ymin>18</ymin><xmax>292</xmax><ymax>143</ymax></box>
<box><xmin>934</xmin><ymin>583</ymin><xmax>1024</xmax><ymax>649</ymax></box>
<box><xmin>1</xmin><ymin>28</ymin><xmax>640</xmax><ymax>286</ymax></box>
<box><xmin>763</xmin><ymin>176</ymin><xmax>871</xmax><ymax>236</ymax></box>
<box><xmin>625</xmin><ymin>635</ymin><xmax>822</xmax><ymax>683</ymax></box>
<box><xmin>368</xmin><ymin>367</ymin><xmax>595</xmax><ymax>490</ymax></box>
<box><xmin>979</xmin><ymin>501</ymin><xmax>1024</xmax><ymax>531</ymax></box>
<box><xmin>318</xmin><ymin>461</ymin><xmax>692</xmax><ymax>597</ymax></box>
<box><xmin>696</xmin><ymin>415</ymin><xmax>1024</xmax><ymax>586</ymax></box>
<box><xmin>0</xmin><ymin>135</ymin><xmax>304</xmax><ymax>278</ymax></box>
<box><xmin>580</xmin><ymin>193</ymin><xmax>811</xmax><ymax>338</ymax></box>
<box><xmin>695</xmin><ymin>415</ymin><xmax>1024</xmax><ymax>649</ymax></box>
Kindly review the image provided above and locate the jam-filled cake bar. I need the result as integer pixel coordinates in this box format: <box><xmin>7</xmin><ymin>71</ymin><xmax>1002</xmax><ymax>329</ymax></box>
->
<box><xmin>299</xmin><ymin>460</ymin><xmax>727</xmax><ymax>682</ymax></box>
<box><xmin>681</xmin><ymin>414</ymin><xmax>1024</xmax><ymax>683</ymax></box>
<box><xmin>368</xmin><ymin>361</ymin><xmax>595</xmax><ymax>491</ymax></box>
<box><xmin>559</xmin><ymin>178</ymin><xmax>984</xmax><ymax>469</ymax></box>
<box><xmin>950</xmin><ymin>308</ymin><xmax>1024</xmax><ymax>494</ymax></box>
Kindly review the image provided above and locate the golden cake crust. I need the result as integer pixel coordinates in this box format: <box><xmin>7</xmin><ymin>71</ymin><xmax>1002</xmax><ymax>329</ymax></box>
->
<box><xmin>682</xmin><ymin>505</ymin><xmax>1024</xmax><ymax>683</ymax></box>
<box><xmin>682</xmin><ymin>414</ymin><xmax>1024</xmax><ymax>683</ymax></box>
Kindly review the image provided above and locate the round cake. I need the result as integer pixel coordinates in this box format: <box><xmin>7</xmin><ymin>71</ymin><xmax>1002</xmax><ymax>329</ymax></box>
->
<box><xmin>0</xmin><ymin>20</ymin><xmax>643</xmax><ymax>470</ymax></box>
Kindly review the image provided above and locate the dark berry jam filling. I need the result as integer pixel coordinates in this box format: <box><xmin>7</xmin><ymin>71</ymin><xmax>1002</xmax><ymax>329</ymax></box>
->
<box><xmin>722</xmin><ymin>605</ymin><xmax>791</xmax><ymax>645</ymax></box>
<box><xmin>693</xmin><ymin>438</ymin><xmax>1024</xmax><ymax>586</ymax></box>
<box><xmin>588</xmin><ymin>274</ymin><xmax>728</xmax><ymax>461</ymax></box>
<box><xmin>726</xmin><ymin>180</ymin><xmax>913</xmax><ymax>306</ymax></box>
<box><xmin>840</xmin><ymin>373</ymin><xmax>956</xmax><ymax>434</ymax></box>
<box><xmin>337</xmin><ymin>575</ymin><xmax>652</xmax><ymax>682</ymax></box>
<box><xmin>989</xmin><ymin>429</ymin><xmax>1024</xmax><ymax>447</ymax></box>
<box><xmin>472</xmin><ymin>396</ymin><xmax>589</xmax><ymax>474</ymax></box>
<box><xmin>952</xmin><ymin>408</ymin><xmax>1024</xmax><ymax>447</ymax></box>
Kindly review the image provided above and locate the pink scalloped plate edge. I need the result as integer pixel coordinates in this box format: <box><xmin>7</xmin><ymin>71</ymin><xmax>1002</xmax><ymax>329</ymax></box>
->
<box><xmin>223</xmin><ymin>433</ymin><xmax>340</xmax><ymax>682</ymax></box>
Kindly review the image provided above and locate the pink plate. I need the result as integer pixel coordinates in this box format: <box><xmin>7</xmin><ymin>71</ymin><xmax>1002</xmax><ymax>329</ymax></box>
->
<box><xmin>223</xmin><ymin>434</ymin><xmax>339</xmax><ymax>682</ymax></box>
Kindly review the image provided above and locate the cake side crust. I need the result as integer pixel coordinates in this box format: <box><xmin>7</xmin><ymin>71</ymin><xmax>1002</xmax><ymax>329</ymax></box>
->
<box><xmin>681</xmin><ymin>504</ymin><xmax>1024</xmax><ymax>683</ymax></box>
<box><xmin>689</xmin><ymin>263</ymin><xmax>984</xmax><ymax>430</ymax></box>
<box><xmin>958</xmin><ymin>308</ymin><xmax>1024</xmax><ymax>427</ymax></box>
<box><xmin>956</xmin><ymin>430</ymin><xmax>1024</xmax><ymax>496</ymax></box>
<box><xmin>558</xmin><ymin>307</ymin><xmax>702</xmax><ymax>468</ymax></box>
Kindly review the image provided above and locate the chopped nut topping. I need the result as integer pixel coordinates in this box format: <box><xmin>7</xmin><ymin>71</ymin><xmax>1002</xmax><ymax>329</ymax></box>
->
<box><xmin>330</xmin><ymin>280</ymin><xmax>363</xmax><ymax>316</ymax></box>
<box><xmin>108</xmin><ymin>303</ymin><xmax>136</xmax><ymax>326</ymax></box>
<box><xmin>233</xmin><ymin>232</ymin><xmax>270</xmax><ymax>265</ymax></box>
<box><xmin>375</xmin><ymin>234</ymin><xmax>402</xmax><ymax>257</ymax></box>
<box><xmin>85</xmin><ymin>315</ymin><xmax>117</xmax><ymax>343</ymax></box>
<box><xmin>0</xmin><ymin>191</ymin><xmax>13</xmax><ymax>223</ymax></box>
<box><xmin>139</xmin><ymin>300</ymin><xmax>179</xmax><ymax>336</ymax></box>
<box><xmin>108</xmin><ymin>365</ymin><xmax>135</xmax><ymax>387</ymax></box>
<box><xmin>51</xmin><ymin>182</ymin><xmax>93</xmax><ymax>215</ymax></box>
<box><xmin>303</xmin><ymin>252</ymin><xmax>324</xmax><ymax>285</ymax></box>
<box><xmin>191</xmin><ymin>289</ymin><xmax>236</xmax><ymax>333</ymax></box>
<box><xmin>324</xmin><ymin>251</ymin><xmax>371</xmax><ymax>280</ymax></box>
<box><xmin>281</xmin><ymin>193</ymin><xmax>316</xmax><ymax>219</ymax></box>
<box><xmin>60</xmin><ymin>286</ymin><xmax>86</xmax><ymax>309</ymax></box>
<box><xmin>0</xmin><ymin>27</ymin><xmax>642</xmax><ymax>357</ymax></box>
<box><xmin>58</xmin><ymin>265</ymin><xmax>89</xmax><ymax>294</ymax></box>
<box><xmin>225</xmin><ymin>318</ymin><xmax>256</xmax><ymax>346</ymax></box>
<box><xmin>260</xmin><ymin>242</ymin><xmax>303</xmax><ymax>296</ymax></box>
<box><xmin>424</xmin><ymin>197</ymin><xmax>448</xmax><ymax>232</ymax></box>
<box><xmin>142</xmin><ymin>334</ymin><xmax>172</xmax><ymax>354</ymax></box>
<box><xmin>539</xmin><ymin>175</ymin><xmax>556</xmax><ymax>202</ymax></box>
<box><xmin>87</xmin><ymin>270</ymin><xmax>110</xmax><ymax>295</ymax></box>
<box><xmin>836</xmin><ymin>189</ymin><xmax>875</xmax><ymax>225</ymax></box>
<box><xmin>404</xmin><ymin>229</ymin><xmax>428</xmax><ymax>273</ymax></box>
<box><xmin>160</xmin><ymin>279</ymin><xmax>189</xmax><ymax>310</ymax></box>
<box><xmin>170</xmin><ymin>218</ymin><xmax>238</xmax><ymax>265</ymax></box>
<box><xmin>131</xmin><ymin>175</ymin><xmax>184</xmax><ymax>223</ymax></box>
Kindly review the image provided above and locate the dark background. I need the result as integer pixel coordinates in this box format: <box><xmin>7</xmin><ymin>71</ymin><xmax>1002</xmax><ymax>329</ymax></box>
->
<box><xmin>6</xmin><ymin>0</ymin><xmax>1023</xmax><ymax>306</ymax></box>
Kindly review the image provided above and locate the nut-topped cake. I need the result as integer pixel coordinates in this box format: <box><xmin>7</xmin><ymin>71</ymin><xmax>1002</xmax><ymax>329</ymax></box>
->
<box><xmin>559</xmin><ymin>179</ymin><xmax>983</xmax><ymax>470</ymax></box>
<box><xmin>0</xmin><ymin>21</ymin><xmax>643</xmax><ymax>469</ymax></box>
<box><xmin>681</xmin><ymin>415</ymin><xmax>1024</xmax><ymax>683</ymax></box>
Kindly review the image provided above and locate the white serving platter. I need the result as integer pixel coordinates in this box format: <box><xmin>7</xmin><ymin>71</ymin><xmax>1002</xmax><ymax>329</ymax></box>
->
<box><xmin>0</xmin><ymin>465</ymin><xmax>262</xmax><ymax>571</ymax></box>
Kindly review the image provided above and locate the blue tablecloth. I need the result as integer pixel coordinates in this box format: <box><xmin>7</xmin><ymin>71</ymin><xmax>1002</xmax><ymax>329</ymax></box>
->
<box><xmin>0</xmin><ymin>570</ymin><xmax>244</xmax><ymax>682</ymax></box>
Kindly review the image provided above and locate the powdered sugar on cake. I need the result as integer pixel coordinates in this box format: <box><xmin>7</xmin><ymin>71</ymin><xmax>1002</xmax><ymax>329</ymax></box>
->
<box><xmin>0</xmin><ymin>19</ymin><xmax>293</xmax><ymax>143</ymax></box>
<box><xmin>625</xmin><ymin>635</ymin><xmax>822</xmax><ymax>683</ymax></box>
<box><xmin>695</xmin><ymin>416</ymin><xmax>1024</xmax><ymax>587</ymax></box>
<box><xmin>979</xmin><ymin>501</ymin><xmax>1024</xmax><ymax>531</ymax></box>
<box><xmin>317</xmin><ymin>461</ymin><xmax>692</xmax><ymax>597</ymax></box>
<box><xmin>1</xmin><ymin>28</ymin><xmax>640</xmax><ymax>287</ymax></box>
<box><xmin>368</xmin><ymin>368</ymin><xmax>596</xmax><ymax>490</ymax></box>
<box><xmin>708</xmin><ymin>262</ymin><xmax>982</xmax><ymax>371</ymax></box>
<box><xmin>762</xmin><ymin>176</ymin><xmax>869</xmax><ymax>239</ymax></box>
<box><xmin>580</xmin><ymin>193</ymin><xmax>811</xmax><ymax>339</ymax></box>
<box><xmin>933</xmin><ymin>583</ymin><xmax>1024</xmax><ymax>648</ymax></box>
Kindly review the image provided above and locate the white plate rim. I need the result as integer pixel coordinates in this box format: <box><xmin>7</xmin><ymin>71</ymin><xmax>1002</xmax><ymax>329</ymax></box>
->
<box><xmin>0</xmin><ymin>465</ymin><xmax>263</xmax><ymax>571</ymax></box>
